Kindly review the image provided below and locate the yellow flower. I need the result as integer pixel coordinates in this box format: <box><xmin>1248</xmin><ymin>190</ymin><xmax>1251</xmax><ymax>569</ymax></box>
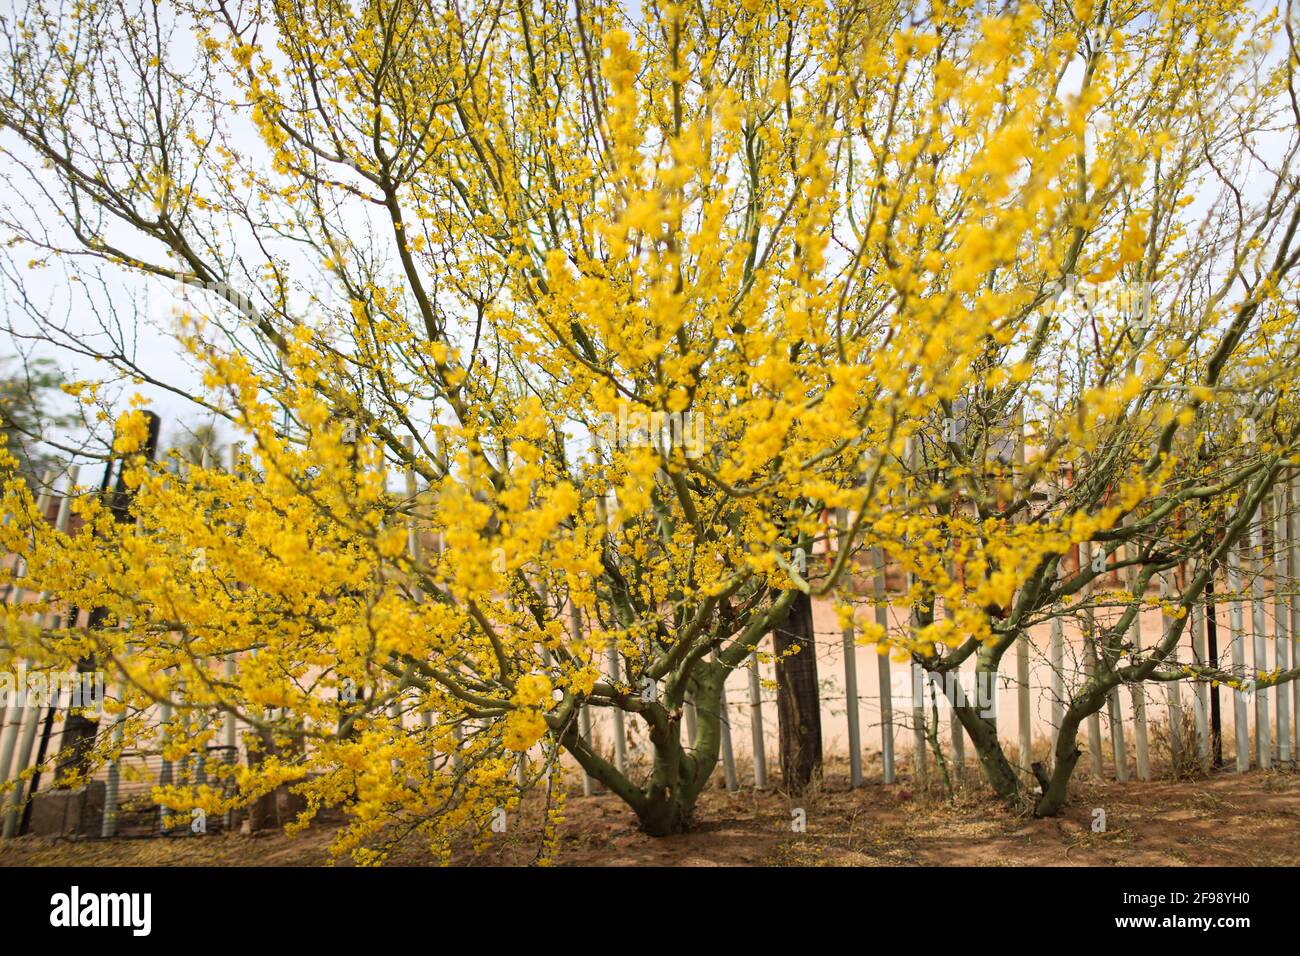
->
<box><xmin>502</xmin><ymin>709</ymin><xmax>547</xmax><ymax>752</ymax></box>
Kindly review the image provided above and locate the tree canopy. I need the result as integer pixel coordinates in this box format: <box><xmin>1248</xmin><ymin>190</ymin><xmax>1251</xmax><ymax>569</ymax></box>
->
<box><xmin>1</xmin><ymin>0</ymin><xmax>1299</xmax><ymax>858</ymax></box>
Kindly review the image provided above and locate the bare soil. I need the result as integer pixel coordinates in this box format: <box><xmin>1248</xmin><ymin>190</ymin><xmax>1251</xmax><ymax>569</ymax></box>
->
<box><xmin>2</xmin><ymin>759</ymin><xmax>1297</xmax><ymax>867</ymax></box>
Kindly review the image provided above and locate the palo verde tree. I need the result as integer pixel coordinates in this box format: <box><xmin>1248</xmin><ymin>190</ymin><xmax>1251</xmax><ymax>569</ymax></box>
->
<box><xmin>0</xmin><ymin>0</ymin><xmax>1298</xmax><ymax>859</ymax></box>
<box><xmin>861</xmin><ymin>0</ymin><xmax>1300</xmax><ymax>813</ymax></box>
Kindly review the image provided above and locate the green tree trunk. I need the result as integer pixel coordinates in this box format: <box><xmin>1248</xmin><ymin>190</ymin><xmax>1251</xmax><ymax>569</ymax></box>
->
<box><xmin>1034</xmin><ymin>682</ymin><xmax>1111</xmax><ymax>816</ymax></box>
<box><xmin>952</xmin><ymin>702</ymin><xmax>1022</xmax><ymax>803</ymax></box>
<box><xmin>563</xmin><ymin>660</ymin><xmax>732</xmax><ymax>835</ymax></box>
<box><xmin>558</xmin><ymin>593</ymin><xmax>800</xmax><ymax>835</ymax></box>
<box><xmin>942</xmin><ymin>638</ymin><xmax>1024</xmax><ymax>805</ymax></box>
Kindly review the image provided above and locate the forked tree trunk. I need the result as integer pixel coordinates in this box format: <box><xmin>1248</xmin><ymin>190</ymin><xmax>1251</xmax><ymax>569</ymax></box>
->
<box><xmin>637</xmin><ymin>716</ymin><xmax>698</xmax><ymax>836</ymax></box>
<box><xmin>1034</xmin><ymin>681</ymin><xmax>1112</xmax><ymax>816</ymax></box>
<box><xmin>560</xmin><ymin>596</ymin><xmax>801</xmax><ymax>836</ymax></box>
<box><xmin>1035</xmin><ymin>710</ymin><xmax>1087</xmax><ymax>816</ymax></box>
<box><xmin>772</xmin><ymin>592</ymin><xmax>822</xmax><ymax>791</ymax></box>
<box><xmin>562</xmin><ymin>660</ymin><xmax>732</xmax><ymax>836</ymax></box>
<box><xmin>946</xmin><ymin>642</ymin><xmax>1024</xmax><ymax>807</ymax></box>
<box><xmin>952</xmin><ymin>702</ymin><xmax>1022</xmax><ymax>803</ymax></box>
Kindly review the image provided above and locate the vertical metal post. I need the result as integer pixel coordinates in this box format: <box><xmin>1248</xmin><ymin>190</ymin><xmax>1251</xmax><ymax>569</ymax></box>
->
<box><xmin>0</xmin><ymin>675</ymin><xmax>25</xmax><ymax>794</ymax></box>
<box><xmin>902</xmin><ymin>510</ymin><xmax>929</xmax><ymax>795</ymax></box>
<box><xmin>747</xmin><ymin>648</ymin><xmax>768</xmax><ymax>789</ymax></box>
<box><xmin>1250</xmin><ymin>500</ymin><xmax>1270</xmax><ymax>768</ymax></box>
<box><xmin>1013</xmin><ymin>410</ymin><xmax>1031</xmax><ymax>780</ymax></box>
<box><xmin>1272</xmin><ymin>483</ymin><xmax>1291</xmax><ymax>766</ymax></box>
<box><xmin>158</xmin><ymin>684</ymin><xmax>174</xmax><ymax>833</ymax></box>
<box><xmin>1016</xmin><ymin>635</ymin><xmax>1033</xmax><ymax>781</ymax></box>
<box><xmin>1079</xmin><ymin>541</ymin><xmax>1105</xmax><ymax>777</ymax></box>
<box><xmin>909</xmin><ymin>613</ymin><xmax>927</xmax><ymax>790</ymax></box>
<box><xmin>1107</xmin><ymin>688</ymin><xmax>1130</xmax><ymax>782</ymax></box>
<box><xmin>1159</xmin><ymin>571</ymin><xmax>1183</xmax><ymax>763</ymax></box>
<box><xmin>223</xmin><ymin>653</ymin><xmax>238</xmax><ymax>757</ymax></box>
<box><xmin>101</xmin><ymin>700</ymin><xmax>125</xmax><ymax>838</ymax></box>
<box><xmin>904</xmin><ymin>438</ymin><xmax>926</xmax><ymax>790</ymax></box>
<box><xmin>1101</xmin><ymin>547</ymin><xmax>1127</xmax><ymax>780</ymax></box>
<box><xmin>713</xmin><ymin>651</ymin><xmax>738</xmax><ymax>791</ymax></box>
<box><xmin>941</xmin><ymin>561</ymin><xmax>964</xmax><ymax>777</ymax></box>
<box><xmin>1049</xmin><ymin>564</ymin><xmax>1065</xmax><ymax>772</ymax></box>
<box><xmin>1</xmin><ymin>707</ymin><xmax>39</xmax><ymax>838</ymax></box>
<box><xmin>421</xmin><ymin>711</ymin><xmax>436</xmax><ymax>778</ymax></box>
<box><xmin>219</xmin><ymin>446</ymin><xmax>242</xmax><ymax>829</ymax></box>
<box><xmin>872</xmin><ymin>548</ymin><xmax>895</xmax><ymax>783</ymax></box>
<box><xmin>608</xmin><ymin>639</ymin><xmax>628</xmax><ymax>775</ymax></box>
<box><xmin>1228</xmin><ymin>547</ymin><xmax>1250</xmax><ymax>771</ymax></box>
<box><xmin>1</xmin><ymin>475</ymin><xmax>55</xmax><ymax>838</ymax></box>
<box><xmin>1290</xmin><ymin>475</ymin><xmax>1300</xmax><ymax>755</ymax></box>
<box><xmin>1124</xmin><ymin>538</ymin><xmax>1153</xmax><ymax>779</ymax></box>
<box><xmin>837</xmin><ymin>509</ymin><xmax>863</xmax><ymax>788</ymax></box>
<box><xmin>0</xmin><ymin>703</ymin><xmax>9</xmax><ymax>785</ymax></box>
<box><xmin>569</xmin><ymin>601</ymin><xmax>595</xmax><ymax>796</ymax></box>
<box><xmin>1190</xmin><ymin>600</ymin><xmax>1211</xmax><ymax>771</ymax></box>
<box><xmin>389</xmin><ymin>695</ymin><xmax>402</xmax><ymax>777</ymax></box>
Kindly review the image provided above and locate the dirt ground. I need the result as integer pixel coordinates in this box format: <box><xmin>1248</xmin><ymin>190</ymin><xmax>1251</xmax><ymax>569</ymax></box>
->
<box><xmin>2</xmin><ymin>758</ymin><xmax>1298</xmax><ymax>867</ymax></box>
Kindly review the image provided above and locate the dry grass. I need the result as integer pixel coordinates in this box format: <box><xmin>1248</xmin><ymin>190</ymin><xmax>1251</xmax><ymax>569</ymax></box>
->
<box><xmin>1</xmin><ymin>753</ymin><xmax>1297</xmax><ymax>867</ymax></box>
